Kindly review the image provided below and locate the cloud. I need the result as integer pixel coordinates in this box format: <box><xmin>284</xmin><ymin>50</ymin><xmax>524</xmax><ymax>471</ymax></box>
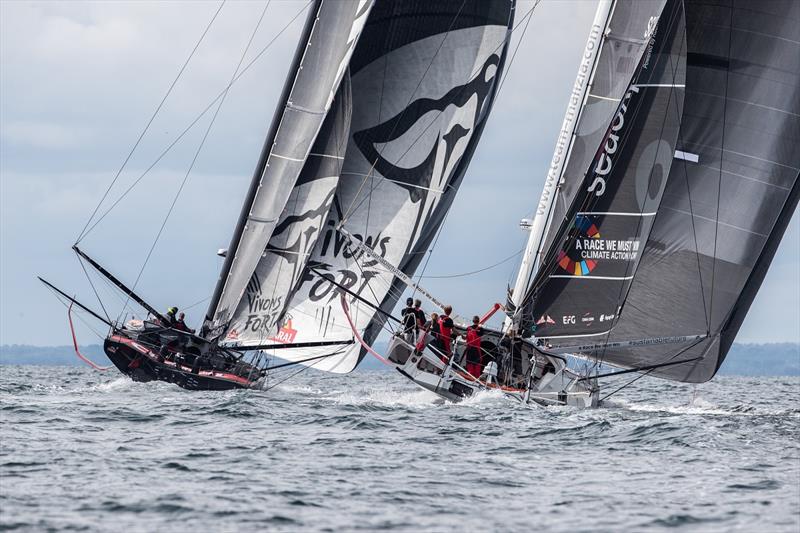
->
<box><xmin>2</xmin><ymin>120</ymin><xmax>95</xmax><ymax>150</ymax></box>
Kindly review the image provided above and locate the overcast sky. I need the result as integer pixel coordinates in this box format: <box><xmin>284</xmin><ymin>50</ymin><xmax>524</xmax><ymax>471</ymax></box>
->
<box><xmin>1</xmin><ymin>0</ymin><xmax>797</xmax><ymax>347</ymax></box>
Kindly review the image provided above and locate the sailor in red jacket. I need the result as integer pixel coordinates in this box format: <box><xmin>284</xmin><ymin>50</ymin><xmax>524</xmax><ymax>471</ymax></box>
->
<box><xmin>464</xmin><ymin>315</ymin><xmax>483</xmax><ymax>378</ymax></box>
<box><xmin>438</xmin><ymin>305</ymin><xmax>455</xmax><ymax>359</ymax></box>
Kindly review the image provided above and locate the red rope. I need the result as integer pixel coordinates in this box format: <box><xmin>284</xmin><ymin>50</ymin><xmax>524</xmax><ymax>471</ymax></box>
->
<box><xmin>340</xmin><ymin>295</ymin><xmax>390</xmax><ymax>366</ymax></box>
<box><xmin>68</xmin><ymin>303</ymin><xmax>112</xmax><ymax>371</ymax></box>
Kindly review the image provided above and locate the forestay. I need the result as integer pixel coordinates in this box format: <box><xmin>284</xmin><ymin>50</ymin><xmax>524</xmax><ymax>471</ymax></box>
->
<box><xmin>550</xmin><ymin>0</ymin><xmax>800</xmax><ymax>382</ymax></box>
<box><xmin>242</xmin><ymin>0</ymin><xmax>516</xmax><ymax>373</ymax></box>
<box><xmin>205</xmin><ymin>0</ymin><xmax>373</xmax><ymax>337</ymax></box>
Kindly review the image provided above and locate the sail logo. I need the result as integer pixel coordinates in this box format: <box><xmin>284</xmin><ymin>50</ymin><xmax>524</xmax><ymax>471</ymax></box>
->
<box><xmin>581</xmin><ymin>313</ymin><xmax>595</xmax><ymax>326</ymax></box>
<box><xmin>562</xmin><ymin>315</ymin><xmax>576</xmax><ymax>325</ymax></box>
<box><xmin>536</xmin><ymin>315</ymin><xmax>556</xmax><ymax>325</ymax></box>
<box><xmin>270</xmin><ymin>319</ymin><xmax>298</xmax><ymax>344</ymax></box>
<box><xmin>558</xmin><ymin>215</ymin><xmax>601</xmax><ymax>276</ymax></box>
<box><xmin>588</xmin><ymin>85</ymin><xmax>640</xmax><ymax>197</ymax></box>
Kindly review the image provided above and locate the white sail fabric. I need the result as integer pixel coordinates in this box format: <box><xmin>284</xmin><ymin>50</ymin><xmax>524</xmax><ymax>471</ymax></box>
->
<box><xmin>208</xmin><ymin>0</ymin><xmax>372</xmax><ymax>335</ymax></box>
<box><xmin>256</xmin><ymin>1</ymin><xmax>516</xmax><ymax>373</ymax></box>
<box><xmin>221</xmin><ymin>73</ymin><xmax>353</xmax><ymax>351</ymax></box>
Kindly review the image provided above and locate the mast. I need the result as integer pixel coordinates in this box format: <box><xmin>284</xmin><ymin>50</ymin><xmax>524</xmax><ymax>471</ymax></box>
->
<box><xmin>508</xmin><ymin>0</ymin><xmax>614</xmax><ymax>326</ymax></box>
<box><xmin>203</xmin><ymin>1</ymin><xmax>322</xmax><ymax>330</ymax></box>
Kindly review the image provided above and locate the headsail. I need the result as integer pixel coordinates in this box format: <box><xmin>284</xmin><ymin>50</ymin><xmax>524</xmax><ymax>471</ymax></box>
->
<box><xmin>549</xmin><ymin>0</ymin><xmax>800</xmax><ymax>382</ymax></box>
<box><xmin>520</xmin><ymin>0</ymin><xmax>686</xmax><ymax>339</ymax></box>
<box><xmin>221</xmin><ymin>72</ymin><xmax>353</xmax><ymax>350</ymax></box>
<box><xmin>205</xmin><ymin>0</ymin><xmax>372</xmax><ymax>337</ymax></box>
<box><xmin>509</xmin><ymin>0</ymin><xmax>668</xmax><ymax>316</ymax></box>
<box><xmin>245</xmin><ymin>0</ymin><xmax>516</xmax><ymax>373</ymax></box>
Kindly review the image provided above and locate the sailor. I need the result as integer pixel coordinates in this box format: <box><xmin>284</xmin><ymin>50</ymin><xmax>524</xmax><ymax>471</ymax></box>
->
<box><xmin>175</xmin><ymin>312</ymin><xmax>195</xmax><ymax>334</ymax></box>
<box><xmin>464</xmin><ymin>315</ymin><xmax>483</xmax><ymax>378</ymax></box>
<box><xmin>416</xmin><ymin>312</ymin><xmax>439</xmax><ymax>355</ymax></box>
<box><xmin>437</xmin><ymin>305</ymin><xmax>455</xmax><ymax>359</ymax></box>
<box><xmin>401</xmin><ymin>298</ymin><xmax>417</xmax><ymax>343</ymax></box>
<box><xmin>165</xmin><ymin>307</ymin><xmax>178</xmax><ymax>327</ymax></box>
<box><xmin>413</xmin><ymin>299</ymin><xmax>426</xmax><ymax>329</ymax></box>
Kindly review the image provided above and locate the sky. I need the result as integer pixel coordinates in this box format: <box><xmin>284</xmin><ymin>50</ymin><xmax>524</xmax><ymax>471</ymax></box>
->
<box><xmin>1</xmin><ymin>0</ymin><xmax>798</xmax><ymax>347</ymax></box>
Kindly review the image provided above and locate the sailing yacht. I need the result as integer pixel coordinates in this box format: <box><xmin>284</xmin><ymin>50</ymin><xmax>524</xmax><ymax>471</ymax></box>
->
<box><xmin>379</xmin><ymin>0</ymin><xmax>799</xmax><ymax>406</ymax></box>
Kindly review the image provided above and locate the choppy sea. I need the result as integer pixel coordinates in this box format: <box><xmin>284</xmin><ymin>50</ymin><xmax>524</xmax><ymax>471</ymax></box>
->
<box><xmin>1</xmin><ymin>366</ymin><xmax>798</xmax><ymax>532</ymax></box>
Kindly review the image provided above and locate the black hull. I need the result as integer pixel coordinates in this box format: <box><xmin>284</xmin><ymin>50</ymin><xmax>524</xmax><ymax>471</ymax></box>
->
<box><xmin>104</xmin><ymin>336</ymin><xmax>258</xmax><ymax>391</ymax></box>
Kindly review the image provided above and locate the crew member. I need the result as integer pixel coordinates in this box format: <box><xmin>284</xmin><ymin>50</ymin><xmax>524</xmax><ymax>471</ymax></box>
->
<box><xmin>416</xmin><ymin>312</ymin><xmax>439</xmax><ymax>355</ymax></box>
<box><xmin>464</xmin><ymin>315</ymin><xmax>483</xmax><ymax>378</ymax></box>
<box><xmin>413</xmin><ymin>299</ymin><xmax>426</xmax><ymax>330</ymax></box>
<box><xmin>175</xmin><ymin>312</ymin><xmax>195</xmax><ymax>334</ymax></box>
<box><xmin>401</xmin><ymin>298</ymin><xmax>417</xmax><ymax>343</ymax></box>
<box><xmin>437</xmin><ymin>305</ymin><xmax>455</xmax><ymax>361</ymax></box>
<box><xmin>165</xmin><ymin>307</ymin><xmax>178</xmax><ymax>327</ymax></box>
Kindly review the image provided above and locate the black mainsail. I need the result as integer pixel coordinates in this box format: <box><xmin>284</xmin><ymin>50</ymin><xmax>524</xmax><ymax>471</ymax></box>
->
<box><xmin>521</xmin><ymin>0</ymin><xmax>687</xmax><ymax>338</ymax></box>
<box><xmin>563</xmin><ymin>0</ymin><xmax>800</xmax><ymax>382</ymax></box>
<box><xmin>517</xmin><ymin>0</ymin><xmax>799</xmax><ymax>384</ymax></box>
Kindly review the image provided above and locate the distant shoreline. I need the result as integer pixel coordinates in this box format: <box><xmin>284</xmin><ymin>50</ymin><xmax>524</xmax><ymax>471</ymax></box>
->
<box><xmin>1</xmin><ymin>342</ymin><xmax>798</xmax><ymax>376</ymax></box>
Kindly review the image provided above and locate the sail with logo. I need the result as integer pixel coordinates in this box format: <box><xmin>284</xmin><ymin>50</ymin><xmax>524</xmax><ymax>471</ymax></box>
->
<box><xmin>215</xmin><ymin>0</ymin><xmax>516</xmax><ymax>373</ymax></box>
<box><xmin>530</xmin><ymin>0</ymin><xmax>800</xmax><ymax>383</ymax></box>
<box><xmin>372</xmin><ymin>0</ymin><xmax>796</xmax><ymax>407</ymax></box>
<box><xmin>509</xmin><ymin>0</ymin><xmax>799</xmax><ymax>385</ymax></box>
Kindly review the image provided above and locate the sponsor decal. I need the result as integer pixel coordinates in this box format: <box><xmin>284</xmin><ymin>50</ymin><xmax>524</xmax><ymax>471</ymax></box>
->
<box><xmin>536</xmin><ymin>315</ymin><xmax>556</xmax><ymax>325</ymax></box>
<box><xmin>558</xmin><ymin>215</ymin><xmax>601</xmax><ymax>276</ymax></box>
<box><xmin>558</xmin><ymin>215</ymin><xmax>641</xmax><ymax>275</ymax></box>
<box><xmin>599</xmin><ymin>313</ymin><xmax>615</xmax><ymax>322</ymax></box>
<box><xmin>588</xmin><ymin>85</ymin><xmax>640</xmax><ymax>197</ymax></box>
<box><xmin>581</xmin><ymin>313</ymin><xmax>595</xmax><ymax>326</ymax></box>
<box><xmin>562</xmin><ymin>315</ymin><xmax>576</xmax><ymax>325</ymax></box>
<box><xmin>270</xmin><ymin>319</ymin><xmax>298</xmax><ymax>344</ymax></box>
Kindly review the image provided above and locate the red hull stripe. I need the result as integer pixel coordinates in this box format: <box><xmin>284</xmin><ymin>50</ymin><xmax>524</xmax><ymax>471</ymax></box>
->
<box><xmin>108</xmin><ymin>335</ymin><xmax>254</xmax><ymax>386</ymax></box>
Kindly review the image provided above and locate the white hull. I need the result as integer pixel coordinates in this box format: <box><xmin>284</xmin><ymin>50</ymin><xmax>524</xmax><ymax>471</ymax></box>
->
<box><xmin>385</xmin><ymin>329</ymin><xmax>599</xmax><ymax>408</ymax></box>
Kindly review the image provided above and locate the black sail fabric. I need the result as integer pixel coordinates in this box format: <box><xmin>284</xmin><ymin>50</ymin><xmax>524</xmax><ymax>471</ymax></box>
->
<box><xmin>205</xmin><ymin>1</ymin><xmax>372</xmax><ymax>337</ymax></box>
<box><xmin>536</xmin><ymin>0</ymin><xmax>668</xmax><ymax>278</ymax></box>
<box><xmin>268</xmin><ymin>0</ymin><xmax>516</xmax><ymax>373</ymax></box>
<box><xmin>583</xmin><ymin>0</ymin><xmax>800</xmax><ymax>382</ymax></box>
<box><xmin>522</xmin><ymin>0</ymin><xmax>687</xmax><ymax>340</ymax></box>
<box><xmin>540</xmin><ymin>0</ymin><xmax>800</xmax><ymax>383</ymax></box>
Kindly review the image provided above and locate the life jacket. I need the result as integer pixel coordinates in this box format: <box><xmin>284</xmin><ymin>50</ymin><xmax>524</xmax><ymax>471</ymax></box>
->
<box><xmin>438</xmin><ymin>315</ymin><xmax>453</xmax><ymax>351</ymax></box>
<box><xmin>466</xmin><ymin>326</ymin><xmax>481</xmax><ymax>349</ymax></box>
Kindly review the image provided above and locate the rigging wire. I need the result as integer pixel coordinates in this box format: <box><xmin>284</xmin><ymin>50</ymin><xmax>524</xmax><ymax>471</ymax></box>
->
<box><xmin>43</xmin><ymin>286</ymin><xmax>109</xmax><ymax>341</ymax></box>
<box><xmin>75</xmin><ymin>1</ymin><xmax>227</xmax><ymax>245</ymax></box>
<box><xmin>122</xmin><ymin>1</ymin><xmax>273</xmax><ymax>312</ymax></box>
<box><xmin>417</xmin><ymin>248</ymin><xmax>523</xmax><ymax>279</ymax></box>
<box><xmin>75</xmin><ymin>255</ymin><xmax>112</xmax><ymax>324</ymax></box>
<box><xmin>77</xmin><ymin>0</ymin><xmax>314</xmax><ymax>241</ymax></box>
<box><xmin>599</xmin><ymin>337</ymin><xmax>705</xmax><ymax>402</ymax></box>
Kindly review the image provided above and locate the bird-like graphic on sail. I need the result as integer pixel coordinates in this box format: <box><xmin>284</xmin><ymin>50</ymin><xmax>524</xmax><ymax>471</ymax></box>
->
<box><xmin>245</xmin><ymin>1</ymin><xmax>516</xmax><ymax>373</ymax></box>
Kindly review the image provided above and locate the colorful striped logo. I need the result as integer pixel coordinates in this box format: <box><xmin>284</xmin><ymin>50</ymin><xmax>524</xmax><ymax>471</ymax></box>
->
<box><xmin>557</xmin><ymin>215</ymin><xmax>601</xmax><ymax>276</ymax></box>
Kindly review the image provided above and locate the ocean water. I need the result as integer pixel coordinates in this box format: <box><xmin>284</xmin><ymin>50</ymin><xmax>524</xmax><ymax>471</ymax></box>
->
<box><xmin>1</xmin><ymin>366</ymin><xmax>798</xmax><ymax>532</ymax></box>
